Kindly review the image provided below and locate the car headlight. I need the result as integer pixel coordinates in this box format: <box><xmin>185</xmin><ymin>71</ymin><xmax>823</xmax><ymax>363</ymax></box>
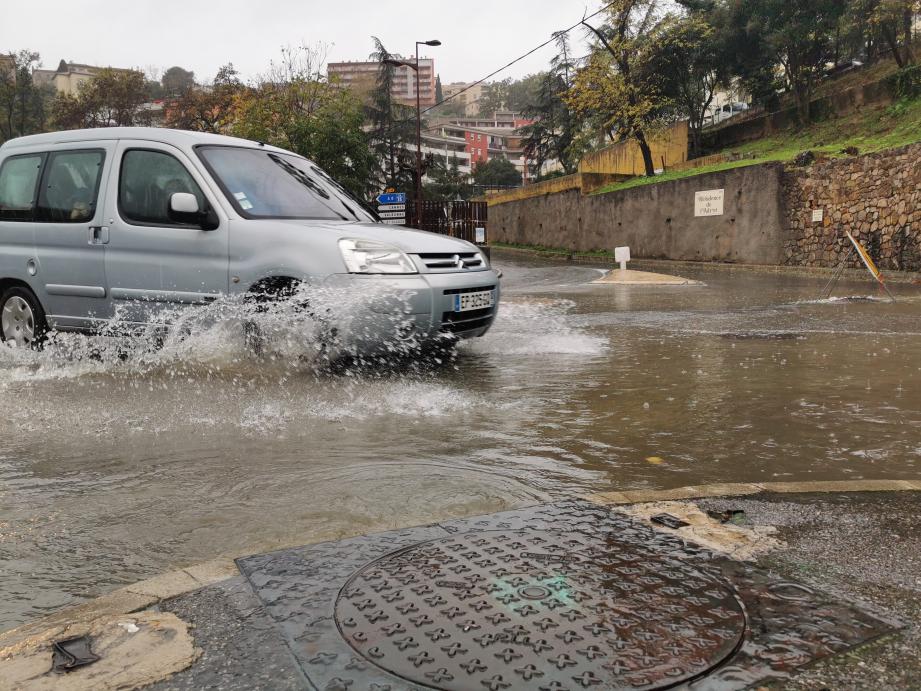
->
<box><xmin>339</xmin><ymin>239</ymin><xmax>418</xmax><ymax>275</ymax></box>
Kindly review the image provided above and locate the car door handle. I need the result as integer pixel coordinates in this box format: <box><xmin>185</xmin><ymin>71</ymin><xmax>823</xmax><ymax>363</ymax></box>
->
<box><xmin>88</xmin><ymin>226</ymin><xmax>109</xmax><ymax>245</ymax></box>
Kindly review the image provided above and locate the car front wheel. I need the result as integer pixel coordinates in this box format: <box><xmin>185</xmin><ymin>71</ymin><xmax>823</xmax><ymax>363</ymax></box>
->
<box><xmin>0</xmin><ymin>286</ymin><xmax>47</xmax><ymax>349</ymax></box>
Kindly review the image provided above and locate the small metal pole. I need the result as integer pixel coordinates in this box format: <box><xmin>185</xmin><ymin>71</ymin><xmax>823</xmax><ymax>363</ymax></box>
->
<box><xmin>415</xmin><ymin>43</ymin><xmax>422</xmax><ymax>229</ymax></box>
<box><xmin>821</xmin><ymin>247</ymin><xmax>854</xmax><ymax>300</ymax></box>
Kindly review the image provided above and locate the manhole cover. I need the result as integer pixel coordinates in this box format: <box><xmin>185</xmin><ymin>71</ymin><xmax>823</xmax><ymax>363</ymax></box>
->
<box><xmin>335</xmin><ymin>529</ymin><xmax>746</xmax><ymax>690</ymax></box>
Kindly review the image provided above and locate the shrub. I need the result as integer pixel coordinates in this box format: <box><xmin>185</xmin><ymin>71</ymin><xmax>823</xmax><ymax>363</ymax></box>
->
<box><xmin>888</xmin><ymin>65</ymin><xmax>921</xmax><ymax>100</ymax></box>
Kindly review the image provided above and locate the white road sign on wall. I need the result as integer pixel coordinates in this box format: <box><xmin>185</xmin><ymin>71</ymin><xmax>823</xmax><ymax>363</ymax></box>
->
<box><xmin>694</xmin><ymin>189</ymin><xmax>724</xmax><ymax>217</ymax></box>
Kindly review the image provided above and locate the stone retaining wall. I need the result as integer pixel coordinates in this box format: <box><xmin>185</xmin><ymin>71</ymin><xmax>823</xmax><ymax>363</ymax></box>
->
<box><xmin>782</xmin><ymin>142</ymin><xmax>921</xmax><ymax>271</ymax></box>
<box><xmin>490</xmin><ymin>163</ymin><xmax>788</xmax><ymax>265</ymax></box>
<box><xmin>489</xmin><ymin>142</ymin><xmax>921</xmax><ymax>271</ymax></box>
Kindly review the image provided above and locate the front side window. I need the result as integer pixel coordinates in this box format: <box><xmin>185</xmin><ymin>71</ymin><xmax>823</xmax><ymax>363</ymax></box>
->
<box><xmin>37</xmin><ymin>150</ymin><xmax>104</xmax><ymax>223</ymax></box>
<box><xmin>119</xmin><ymin>149</ymin><xmax>207</xmax><ymax>226</ymax></box>
<box><xmin>0</xmin><ymin>154</ymin><xmax>43</xmax><ymax>221</ymax></box>
<box><xmin>197</xmin><ymin>146</ymin><xmax>374</xmax><ymax>222</ymax></box>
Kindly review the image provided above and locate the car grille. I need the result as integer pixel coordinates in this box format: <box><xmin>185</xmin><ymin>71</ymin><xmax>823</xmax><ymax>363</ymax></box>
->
<box><xmin>441</xmin><ymin>307</ymin><xmax>495</xmax><ymax>334</ymax></box>
<box><xmin>417</xmin><ymin>252</ymin><xmax>485</xmax><ymax>272</ymax></box>
<box><xmin>441</xmin><ymin>286</ymin><xmax>497</xmax><ymax>334</ymax></box>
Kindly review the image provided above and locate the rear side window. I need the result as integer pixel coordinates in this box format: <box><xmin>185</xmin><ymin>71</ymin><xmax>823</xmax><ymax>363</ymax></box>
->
<box><xmin>0</xmin><ymin>154</ymin><xmax>43</xmax><ymax>221</ymax></box>
<box><xmin>119</xmin><ymin>149</ymin><xmax>206</xmax><ymax>227</ymax></box>
<box><xmin>36</xmin><ymin>150</ymin><xmax>105</xmax><ymax>223</ymax></box>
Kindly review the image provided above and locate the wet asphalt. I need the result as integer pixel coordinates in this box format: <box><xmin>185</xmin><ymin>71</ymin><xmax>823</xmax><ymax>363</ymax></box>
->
<box><xmin>698</xmin><ymin>492</ymin><xmax>921</xmax><ymax>690</ymax></box>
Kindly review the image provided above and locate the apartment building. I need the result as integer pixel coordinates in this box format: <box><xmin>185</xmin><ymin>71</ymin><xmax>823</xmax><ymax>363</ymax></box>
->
<box><xmin>328</xmin><ymin>54</ymin><xmax>436</xmax><ymax>108</ymax></box>
<box><xmin>440</xmin><ymin>82</ymin><xmax>485</xmax><ymax>116</ymax></box>
<box><xmin>421</xmin><ymin>113</ymin><xmax>537</xmax><ymax>183</ymax></box>
<box><xmin>0</xmin><ymin>54</ymin><xmax>15</xmax><ymax>80</ymax></box>
<box><xmin>33</xmin><ymin>60</ymin><xmax>135</xmax><ymax>96</ymax></box>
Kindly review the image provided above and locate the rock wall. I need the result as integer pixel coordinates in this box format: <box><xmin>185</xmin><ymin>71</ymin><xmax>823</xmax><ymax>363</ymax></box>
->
<box><xmin>782</xmin><ymin>143</ymin><xmax>921</xmax><ymax>271</ymax></box>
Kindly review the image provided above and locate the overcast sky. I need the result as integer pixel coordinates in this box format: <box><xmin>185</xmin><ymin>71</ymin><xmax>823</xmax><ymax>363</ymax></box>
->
<box><xmin>3</xmin><ymin>1</ymin><xmax>598</xmax><ymax>85</ymax></box>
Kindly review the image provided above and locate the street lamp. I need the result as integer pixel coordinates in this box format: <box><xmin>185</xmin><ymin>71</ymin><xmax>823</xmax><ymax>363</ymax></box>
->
<box><xmin>383</xmin><ymin>39</ymin><xmax>440</xmax><ymax>228</ymax></box>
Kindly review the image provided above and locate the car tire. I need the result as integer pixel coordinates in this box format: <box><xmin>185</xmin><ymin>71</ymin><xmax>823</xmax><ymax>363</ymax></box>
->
<box><xmin>242</xmin><ymin>280</ymin><xmax>314</xmax><ymax>356</ymax></box>
<box><xmin>0</xmin><ymin>286</ymin><xmax>48</xmax><ymax>349</ymax></box>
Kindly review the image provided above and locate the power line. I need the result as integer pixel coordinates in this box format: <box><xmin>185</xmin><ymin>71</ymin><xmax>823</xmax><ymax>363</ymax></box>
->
<box><xmin>372</xmin><ymin>3</ymin><xmax>614</xmax><ymax>154</ymax></box>
<box><xmin>421</xmin><ymin>0</ymin><xmax>616</xmax><ymax>116</ymax></box>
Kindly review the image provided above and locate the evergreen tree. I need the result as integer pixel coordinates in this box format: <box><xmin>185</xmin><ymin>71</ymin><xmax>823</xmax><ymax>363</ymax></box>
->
<box><xmin>519</xmin><ymin>32</ymin><xmax>580</xmax><ymax>178</ymax></box>
<box><xmin>0</xmin><ymin>51</ymin><xmax>54</xmax><ymax>144</ymax></box>
<box><xmin>366</xmin><ymin>37</ymin><xmax>417</xmax><ymax>192</ymax></box>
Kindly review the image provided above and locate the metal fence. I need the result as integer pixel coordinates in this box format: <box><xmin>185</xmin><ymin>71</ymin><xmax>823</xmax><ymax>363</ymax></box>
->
<box><xmin>404</xmin><ymin>201</ymin><xmax>488</xmax><ymax>244</ymax></box>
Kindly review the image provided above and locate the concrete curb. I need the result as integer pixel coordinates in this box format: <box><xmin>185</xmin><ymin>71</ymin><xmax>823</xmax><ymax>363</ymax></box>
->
<box><xmin>491</xmin><ymin>245</ymin><xmax>921</xmax><ymax>284</ymax></box>
<box><xmin>3</xmin><ymin>479</ymin><xmax>920</xmax><ymax>648</ymax></box>
<box><xmin>0</xmin><ymin>559</ymin><xmax>238</xmax><ymax>649</ymax></box>
<box><xmin>588</xmin><ymin>478</ymin><xmax>921</xmax><ymax>505</ymax></box>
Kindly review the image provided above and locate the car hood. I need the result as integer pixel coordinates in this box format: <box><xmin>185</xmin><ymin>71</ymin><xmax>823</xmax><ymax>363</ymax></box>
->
<box><xmin>274</xmin><ymin>220</ymin><xmax>482</xmax><ymax>254</ymax></box>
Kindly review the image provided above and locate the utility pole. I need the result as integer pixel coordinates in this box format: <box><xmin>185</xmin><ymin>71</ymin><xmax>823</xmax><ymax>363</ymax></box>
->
<box><xmin>385</xmin><ymin>39</ymin><xmax>440</xmax><ymax>228</ymax></box>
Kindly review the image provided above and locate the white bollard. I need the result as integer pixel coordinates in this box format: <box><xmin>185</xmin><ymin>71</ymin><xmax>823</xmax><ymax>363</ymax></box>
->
<box><xmin>614</xmin><ymin>246</ymin><xmax>631</xmax><ymax>272</ymax></box>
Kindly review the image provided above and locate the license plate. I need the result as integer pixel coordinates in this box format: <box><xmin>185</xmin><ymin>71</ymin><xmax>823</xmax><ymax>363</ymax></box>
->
<box><xmin>454</xmin><ymin>290</ymin><xmax>495</xmax><ymax>312</ymax></box>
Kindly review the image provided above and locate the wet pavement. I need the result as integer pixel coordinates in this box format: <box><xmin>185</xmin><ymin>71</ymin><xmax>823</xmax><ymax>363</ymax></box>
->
<box><xmin>1</xmin><ymin>254</ymin><xmax>920</xmax><ymax>631</ymax></box>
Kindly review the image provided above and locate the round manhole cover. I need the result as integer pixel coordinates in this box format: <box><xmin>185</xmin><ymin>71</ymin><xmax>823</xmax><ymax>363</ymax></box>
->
<box><xmin>335</xmin><ymin>530</ymin><xmax>746</xmax><ymax>690</ymax></box>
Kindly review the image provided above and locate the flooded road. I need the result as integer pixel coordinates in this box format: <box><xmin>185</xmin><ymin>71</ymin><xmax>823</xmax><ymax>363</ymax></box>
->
<box><xmin>2</xmin><ymin>256</ymin><xmax>920</xmax><ymax>629</ymax></box>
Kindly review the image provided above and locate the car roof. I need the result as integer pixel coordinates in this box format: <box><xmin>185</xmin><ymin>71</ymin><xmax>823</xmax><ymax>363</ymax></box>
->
<box><xmin>0</xmin><ymin>127</ymin><xmax>290</xmax><ymax>154</ymax></box>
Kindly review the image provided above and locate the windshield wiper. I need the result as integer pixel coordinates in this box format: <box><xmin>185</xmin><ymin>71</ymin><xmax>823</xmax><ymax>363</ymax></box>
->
<box><xmin>268</xmin><ymin>154</ymin><xmax>347</xmax><ymax>221</ymax></box>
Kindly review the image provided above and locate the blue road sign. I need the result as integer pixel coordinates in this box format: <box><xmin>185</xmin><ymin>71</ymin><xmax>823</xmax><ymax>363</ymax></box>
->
<box><xmin>376</xmin><ymin>192</ymin><xmax>407</xmax><ymax>205</ymax></box>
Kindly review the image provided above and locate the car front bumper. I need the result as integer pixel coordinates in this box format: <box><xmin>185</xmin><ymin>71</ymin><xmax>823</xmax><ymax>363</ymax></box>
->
<box><xmin>322</xmin><ymin>269</ymin><xmax>500</xmax><ymax>347</ymax></box>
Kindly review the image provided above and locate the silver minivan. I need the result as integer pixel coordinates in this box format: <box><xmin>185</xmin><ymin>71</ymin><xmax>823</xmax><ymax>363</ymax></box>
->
<box><xmin>0</xmin><ymin>128</ymin><xmax>499</xmax><ymax>350</ymax></box>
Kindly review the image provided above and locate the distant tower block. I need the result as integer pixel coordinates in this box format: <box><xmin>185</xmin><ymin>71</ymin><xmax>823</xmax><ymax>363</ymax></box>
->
<box><xmin>615</xmin><ymin>246</ymin><xmax>631</xmax><ymax>271</ymax></box>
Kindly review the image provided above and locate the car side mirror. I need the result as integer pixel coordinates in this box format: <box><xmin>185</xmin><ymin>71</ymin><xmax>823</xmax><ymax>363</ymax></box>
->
<box><xmin>169</xmin><ymin>192</ymin><xmax>218</xmax><ymax>230</ymax></box>
<box><xmin>170</xmin><ymin>192</ymin><xmax>200</xmax><ymax>214</ymax></box>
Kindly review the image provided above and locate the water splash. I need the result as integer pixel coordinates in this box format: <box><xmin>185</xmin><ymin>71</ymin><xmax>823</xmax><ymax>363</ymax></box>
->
<box><xmin>462</xmin><ymin>299</ymin><xmax>608</xmax><ymax>356</ymax></box>
<box><xmin>0</xmin><ymin>283</ymin><xmax>448</xmax><ymax>384</ymax></box>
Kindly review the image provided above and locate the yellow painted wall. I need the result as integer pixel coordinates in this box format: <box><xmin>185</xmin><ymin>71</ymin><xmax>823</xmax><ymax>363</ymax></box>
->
<box><xmin>578</xmin><ymin>121</ymin><xmax>689</xmax><ymax>176</ymax></box>
<box><xmin>485</xmin><ymin>174</ymin><xmax>582</xmax><ymax>206</ymax></box>
<box><xmin>485</xmin><ymin>121</ymin><xmax>691</xmax><ymax>207</ymax></box>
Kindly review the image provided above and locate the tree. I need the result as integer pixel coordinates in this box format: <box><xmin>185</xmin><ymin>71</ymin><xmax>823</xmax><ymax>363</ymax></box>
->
<box><xmin>472</xmin><ymin>157</ymin><xmax>522</xmax><ymax>188</ymax></box>
<box><xmin>848</xmin><ymin>0</ymin><xmax>919</xmax><ymax>67</ymax></box>
<box><xmin>648</xmin><ymin>12</ymin><xmax>726</xmax><ymax>155</ymax></box>
<box><xmin>51</xmin><ymin>68</ymin><xmax>152</xmax><ymax>129</ymax></box>
<box><xmin>477</xmin><ymin>80</ymin><xmax>509</xmax><ymax>116</ymax></box>
<box><xmin>520</xmin><ymin>33</ymin><xmax>581</xmax><ymax>178</ymax></box>
<box><xmin>228</xmin><ymin>46</ymin><xmax>375</xmax><ymax>199</ymax></box>
<box><xmin>712</xmin><ymin>0</ymin><xmax>782</xmax><ymax>110</ymax></box>
<box><xmin>737</xmin><ymin>0</ymin><xmax>847</xmax><ymax>123</ymax></box>
<box><xmin>164</xmin><ymin>63</ymin><xmax>241</xmax><ymax>133</ymax></box>
<box><xmin>161</xmin><ymin>66</ymin><xmax>196</xmax><ymax>96</ymax></box>
<box><xmin>432</xmin><ymin>97</ymin><xmax>467</xmax><ymax>117</ymax></box>
<box><xmin>366</xmin><ymin>37</ymin><xmax>418</xmax><ymax>192</ymax></box>
<box><xmin>505</xmin><ymin>74</ymin><xmax>544</xmax><ymax>113</ymax></box>
<box><xmin>0</xmin><ymin>50</ymin><xmax>53</xmax><ymax>143</ymax></box>
<box><xmin>569</xmin><ymin>0</ymin><xmax>669</xmax><ymax>177</ymax></box>
<box><xmin>435</xmin><ymin>74</ymin><xmax>444</xmax><ymax>104</ymax></box>
<box><xmin>425</xmin><ymin>155</ymin><xmax>471</xmax><ymax>200</ymax></box>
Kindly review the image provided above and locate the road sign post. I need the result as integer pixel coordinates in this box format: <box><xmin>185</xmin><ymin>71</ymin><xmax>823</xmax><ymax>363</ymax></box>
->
<box><xmin>376</xmin><ymin>193</ymin><xmax>407</xmax><ymax>206</ymax></box>
<box><xmin>376</xmin><ymin>192</ymin><xmax>407</xmax><ymax>226</ymax></box>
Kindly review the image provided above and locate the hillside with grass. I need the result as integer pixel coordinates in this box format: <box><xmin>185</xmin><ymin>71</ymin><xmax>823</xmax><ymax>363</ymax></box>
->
<box><xmin>594</xmin><ymin>64</ymin><xmax>921</xmax><ymax>196</ymax></box>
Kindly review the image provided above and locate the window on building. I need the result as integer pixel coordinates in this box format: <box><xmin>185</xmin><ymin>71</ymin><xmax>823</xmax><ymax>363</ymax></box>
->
<box><xmin>119</xmin><ymin>149</ymin><xmax>207</xmax><ymax>227</ymax></box>
<box><xmin>36</xmin><ymin>150</ymin><xmax>105</xmax><ymax>223</ymax></box>
<box><xmin>0</xmin><ymin>154</ymin><xmax>43</xmax><ymax>221</ymax></box>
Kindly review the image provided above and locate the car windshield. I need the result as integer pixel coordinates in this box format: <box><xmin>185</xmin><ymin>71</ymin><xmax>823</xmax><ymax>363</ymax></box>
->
<box><xmin>197</xmin><ymin>146</ymin><xmax>375</xmax><ymax>222</ymax></box>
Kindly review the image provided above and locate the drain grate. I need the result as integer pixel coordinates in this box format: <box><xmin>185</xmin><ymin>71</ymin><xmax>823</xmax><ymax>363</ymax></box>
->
<box><xmin>238</xmin><ymin>501</ymin><xmax>898</xmax><ymax>690</ymax></box>
<box><xmin>336</xmin><ymin>529</ymin><xmax>745</xmax><ymax>690</ymax></box>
